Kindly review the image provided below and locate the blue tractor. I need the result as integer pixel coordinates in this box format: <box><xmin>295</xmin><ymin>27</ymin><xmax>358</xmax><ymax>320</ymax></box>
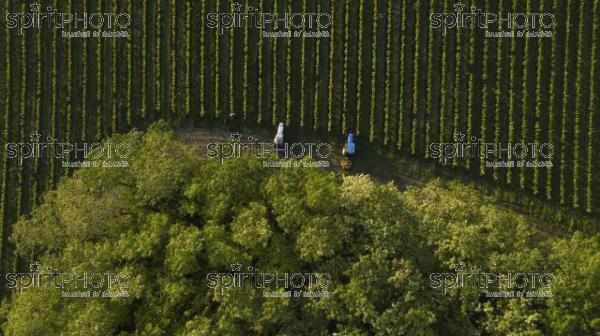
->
<box><xmin>341</xmin><ymin>132</ymin><xmax>356</xmax><ymax>171</ymax></box>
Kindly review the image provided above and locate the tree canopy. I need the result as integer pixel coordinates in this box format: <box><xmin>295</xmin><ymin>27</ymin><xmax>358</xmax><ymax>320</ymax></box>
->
<box><xmin>1</xmin><ymin>125</ymin><xmax>598</xmax><ymax>335</ymax></box>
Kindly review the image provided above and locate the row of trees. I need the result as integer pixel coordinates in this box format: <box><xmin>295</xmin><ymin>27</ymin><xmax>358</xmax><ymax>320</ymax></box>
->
<box><xmin>1</xmin><ymin>0</ymin><xmax>599</xmax><ymax>274</ymax></box>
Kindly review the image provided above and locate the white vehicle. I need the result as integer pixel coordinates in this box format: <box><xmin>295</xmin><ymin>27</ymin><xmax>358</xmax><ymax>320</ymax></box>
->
<box><xmin>274</xmin><ymin>122</ymin><xmax>284</xmax><ymax>146</ymax></box>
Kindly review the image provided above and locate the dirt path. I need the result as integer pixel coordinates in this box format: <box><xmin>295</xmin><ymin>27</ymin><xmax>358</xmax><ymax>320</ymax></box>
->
<box><xmin>176</xmin><ymin>126</ymin><xmax>571</xmax><ymax>239</ymax></box>
<box><xmin>177</xmin><ymin>126</ymin><xmax>411</xmax><ymax>187</ymax></box>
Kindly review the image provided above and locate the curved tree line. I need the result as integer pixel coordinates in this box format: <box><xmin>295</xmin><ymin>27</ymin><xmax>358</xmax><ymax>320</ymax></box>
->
<box><xmin>1</xmin><ymin>0</ymin><xmax>599</xmax><ymax>275</ymax></box>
